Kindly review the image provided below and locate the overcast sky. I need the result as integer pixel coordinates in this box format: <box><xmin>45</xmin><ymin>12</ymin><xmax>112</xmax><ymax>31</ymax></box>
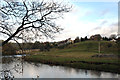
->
<box><xmin>47</xmin><ymin>1</ymin><xmax>118</xmax><ymax>42</ymax></box>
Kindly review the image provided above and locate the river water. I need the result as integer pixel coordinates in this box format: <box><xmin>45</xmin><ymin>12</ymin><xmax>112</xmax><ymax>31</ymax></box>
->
<box><xmin>0</xmin><ymin>55</ymin><xmax>120</xmax><ymax>78</ymax></box>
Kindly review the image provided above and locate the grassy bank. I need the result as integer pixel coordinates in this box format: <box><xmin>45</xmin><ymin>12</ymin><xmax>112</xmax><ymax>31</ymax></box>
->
<box><xmin>24</xmin><ymin>41</ymin><xmax>120</xmax><ymax>73</ymax></box>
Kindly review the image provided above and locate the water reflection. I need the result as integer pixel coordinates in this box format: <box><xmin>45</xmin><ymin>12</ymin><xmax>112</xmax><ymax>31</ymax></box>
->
<box><xmin>2</xmin><ymin>54</ymin><xmax>26</xmax><ymax>58</ymax></box>
<box><xmin>89</xmin><ymin>70</ymin><xmax>101</xmax><ymax>78</ymax></box>
<box><xmin>1</xmin><ymin>57</ymin><xmax>119</xmax><ymax>78</ymax></box>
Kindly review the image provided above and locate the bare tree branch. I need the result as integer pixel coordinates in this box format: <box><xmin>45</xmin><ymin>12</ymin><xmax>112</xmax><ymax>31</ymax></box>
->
<box><xmin>0</xmin><ymin>0</ymin><xmax>72</xmax><ymax>46</ymax></box>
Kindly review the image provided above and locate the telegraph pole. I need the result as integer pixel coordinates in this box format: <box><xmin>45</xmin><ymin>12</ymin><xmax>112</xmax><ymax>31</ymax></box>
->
<box><xmin>98</xmin><ymin>41</ymin><xmax>100</xmax><ymax>53</ymax></box>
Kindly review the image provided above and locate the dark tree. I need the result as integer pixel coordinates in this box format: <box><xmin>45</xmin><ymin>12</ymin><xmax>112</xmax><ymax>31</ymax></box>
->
<box><xmin>102</xmin><ymin>36</ymin><xmax>109</xmax><ymax>41</ymax></box>
<box><xmin>0</xmin><ymin>0</ymin><xmax>72</xmax><ymax>46</ymax></box>
<box><xmin>39</xmin><ymin>43</ymin><xmax>45</xmax><ymax>51</ymax></box>
<box><xmin>44</xmin><ymin>42</ymin><xmax>51</xmax><ymax>51</ymax></box>
<box><xmin>2</xmin><ymin>43</ymin><xmax>17</xmax><ymax>55</ymax></box>
<box><xmin>22</xmin><ymin>42</ymin><xmax>33</xmax><ymax>50</ymax></box>
<box><xmin>32</xmin><ymin>41</ymin><xmax>40</xmax><ymax>49</ymax></box>
<box><xmin>84</xmin><ymin>36</ymin><xmax>88</xmax><ymax>41</ymax></box>
<box><xmin>80</xmin><ymin>37</ymin><xmax>84</xmax><ymax>42</ymax></box>
<box><xmin>74</xmin><ymin>37</ymin><xmax>80</xmax><ymax>43</ymax></box>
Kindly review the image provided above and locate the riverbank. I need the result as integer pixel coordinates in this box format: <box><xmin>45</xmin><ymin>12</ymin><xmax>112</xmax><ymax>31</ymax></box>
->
<box><xmin>24</xmin><ymin>41</ymin><xmax>120</xmax><ymax>74</ymax></box>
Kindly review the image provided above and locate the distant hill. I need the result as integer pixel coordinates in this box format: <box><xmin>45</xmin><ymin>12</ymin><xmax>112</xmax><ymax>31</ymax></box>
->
<box><xmin>58</xmin><ymin>41</ymin><xmax>119</xmax><ymax>54</ymax></box>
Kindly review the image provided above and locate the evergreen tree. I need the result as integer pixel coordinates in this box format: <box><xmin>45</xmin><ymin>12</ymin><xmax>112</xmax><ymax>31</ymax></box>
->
<box><xmin>74</xmin><ymin>37</ymin><xmax>80</xmax><ymax>43</ymax></box>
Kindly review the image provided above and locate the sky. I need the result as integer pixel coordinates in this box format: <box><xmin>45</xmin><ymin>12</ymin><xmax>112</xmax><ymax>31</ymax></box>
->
<box><xmin>47</xmin><ymin>1</ymin><xmax>118</xmax><ymax>42</ymax></box>
<box><xmin>0</xmin><ymin>0</ymin><xmax>119</xmax><ymax>42</ymax></box>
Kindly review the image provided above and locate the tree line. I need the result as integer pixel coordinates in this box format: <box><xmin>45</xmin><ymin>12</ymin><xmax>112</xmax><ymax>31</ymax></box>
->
<box><xmin>1</xmin><ymin>41</ymin><xmax>58</xmax><ymax>55</ymax></box>
<box><xmin>74</xmin><ymin>34</ymin><xmax>118</xmax><ymax>43</ymax></box>
<box><xmin>1</xmin><ymin>34</ymin><xmax>120</xmax><ymax>55</ymax></box>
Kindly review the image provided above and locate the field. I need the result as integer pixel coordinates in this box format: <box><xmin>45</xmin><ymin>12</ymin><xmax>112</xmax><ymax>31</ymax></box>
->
<box><xmin>24</xmin><ymin>41</ymin><xmax>120</xmax><ymax>73</ymax></box>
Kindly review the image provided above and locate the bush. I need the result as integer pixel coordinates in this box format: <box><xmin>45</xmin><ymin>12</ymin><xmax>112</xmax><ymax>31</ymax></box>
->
<box><xmin>2</xmin><ymin>43</ymin><xmax>17</xmax><ymax>55</ymax></box>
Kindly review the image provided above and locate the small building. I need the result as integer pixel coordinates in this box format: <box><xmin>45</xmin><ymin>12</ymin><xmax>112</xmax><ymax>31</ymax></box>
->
<box><xmin>110</xmin><ymin>39</ymin><xmax>116</xmax><ymax>42</ymax></box>
<box><xmin>67</xmin><ymin>38</ymin><xmax>74</xmax><ymax>44</ymax></box>
<box><xmin>57</xmin><ymin>38</ymin><xmax>73</xmax><ymax>47</ymax></box>
<box><xmin>90</xmin><ymin>34</ymin><xmax>102</xmax><ymax>41</ymax></box>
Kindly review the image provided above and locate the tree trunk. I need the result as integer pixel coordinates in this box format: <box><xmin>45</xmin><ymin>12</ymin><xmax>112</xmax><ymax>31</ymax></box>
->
<box><xmin>2</xmin><ymin>28</ymin><xmax>21</xmax><ymax>46</ymax></box>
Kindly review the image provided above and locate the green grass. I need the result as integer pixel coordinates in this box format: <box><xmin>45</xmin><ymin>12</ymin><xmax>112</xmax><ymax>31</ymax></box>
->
<box><xmin>24</xmin><ymin>41</ymin><xmax>120</xmax><ymax>73</ymax></box>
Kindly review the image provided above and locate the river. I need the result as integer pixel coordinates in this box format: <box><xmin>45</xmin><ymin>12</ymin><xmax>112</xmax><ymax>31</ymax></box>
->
<box><xmin>0</xmin><ymin>55</ymin><xmax>119</xmax><ymax>78</ymax></box>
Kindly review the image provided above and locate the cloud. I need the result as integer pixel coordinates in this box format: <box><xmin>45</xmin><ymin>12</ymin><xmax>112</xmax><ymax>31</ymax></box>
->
<box><xmin>93</xmin><ymin>20</ymin><xmax>108</xmax><ymax>30</ymax></box>
<box><xmin>53</xmin><ymin>2</ymin><xmax>118</xmax><ymax>41</ymax></box>
<box><xmin>54</xmin><ymin>10</ymin><xmax>97</xmax><ymax>41</ymax></box>
<box><xmin>100</xmin><ymin>21</ymin><xmax>108</xmax><ymax>25</ymax></box>
<box><xmin>89</xmin><ymin>22</ymin><xmax>118</xmax><ymax>37</ymax></box>
<box><xmin>110</xmin><ymin>23</ymin><xmax>118</xmax><ymax>27</ymax></box>
<box><xmin>100</xmin><ymin>9</ymin><xmax>109</xmax><ymax>16</ymax></box>
<box><xmin>40</xmin><ymin>2</ymin><xmax>118</xmax><ymax>41</ymax></box>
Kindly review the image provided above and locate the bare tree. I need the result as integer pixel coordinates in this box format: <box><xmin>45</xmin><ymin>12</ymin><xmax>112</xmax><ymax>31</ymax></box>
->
<box><xmin>0</xmin><ymin>0</ymin><xmax>71</xmax><ymax>46</ymax></box>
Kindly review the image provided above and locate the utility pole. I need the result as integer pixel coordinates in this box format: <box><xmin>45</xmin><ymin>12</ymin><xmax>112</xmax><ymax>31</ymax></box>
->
<box><xmin>98</xmin><ymin>41</ymin><xmax>100</xmax><ymax>53</ymax></box>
